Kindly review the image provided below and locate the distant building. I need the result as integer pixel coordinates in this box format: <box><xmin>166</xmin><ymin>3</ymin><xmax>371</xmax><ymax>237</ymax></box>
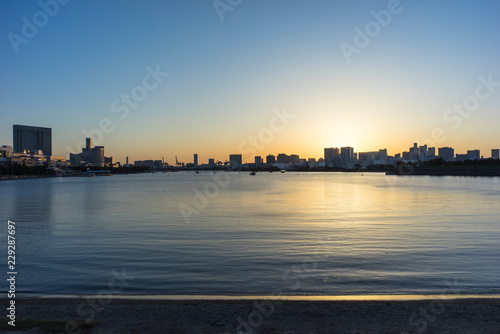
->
<box><xmin>428</xmin><ymin>147</ymin><xmax>436</xmax><ymax>159</ymax></box>
<box><xmin>277</xmin><ymin>153</ymin><xmax>292</xmax><ymax>164</ymax></box>
<box><xmin>409</xmin><ymin>143</ymin><xmax>419</xmax><ymax>161</ymax></box>
<box><xmin>455</xmin><ymin>154</ymin><xmax>468</xmax><ymax>162</ymax></box>
<box><xmin>358</xmin><ymin>152</ymin><xmax>368</xmax><ymax>166</ymax></box>
<box><xmin>419</xmin><ymin>145</ymin><xmax>428</xmax><ymax>161</ymax></box>
<box><xmin>492</xmin><ymin>149</ymin><xmax>500</xmax><ymax>160</ymax></box>
<box><xmin>377</xmin><ymin>149</ymin><xmax>388</xmax><ymax>165</ymax></box>
<box><xmin>194</xmin><ymin>154</ymin><xmax>198</xmax><ymax>167</ymax></box>
<box><xmin>358</xmin><ymin>150</ymin><xmax>387</xmax><ymax>166</ymax></box>
<box><xmin>13</xmin><ymin>124</ymin><xmax>52</xmax><ymax>156</ymax></box>
<box><xmin>340</xmin><ymin>147</ymin><xmax>354</xmax><ymax>166</ymax></box>
<box><xmin>208</xmin><ymin>158</ymin><xmax>215</xmax><ymax>165</ymax></box>
<box><xmin>0</xmin><ymin>145</ymin><xmax>13</xmax><ymax>164</ymax></box>
<box><xmin>255</xmin><ymin>156</ymin><xmax>263</xmax><ymax>166</ymax></box>
<box><xmin>291</xmin><ymin>154</ymin><xmax>299</xmax><ymax>165</ymax></box>
<box><xmin>438</xmin><ymin>147</ymin><xmax>455</xmax><ymax>161</ymax></box>
<box><xmin>466</xmin><ymin>150</ymin><xmax>480</xmax><ymax>161</ymax></box>
<box><xmin>229</xmin><ymin>154</ymin><xmax>242</xmax><ymax>168</ymax></box>
<box><xmin>324</xmin><ymin>147</ymin><xmax>340</xmax><ymax>167</ymax></box>
<box><xmin>70</xmin><ymin>138</ymin><xmax>112</xmax><ymax>166</ymax></box>
<box><xmin>134</xmin><ymin>160</ymin><xmax>163</xmax><ymax>169</ymax></box>
<box><xmin>266</xmin><ymin>154</ymin><xmax>275</xmax><ymax>164</ymax></box>
<box><xmin>0</xmin><ymin>145</ymin><xmax>13</xmax><ymax>158</ymax></box>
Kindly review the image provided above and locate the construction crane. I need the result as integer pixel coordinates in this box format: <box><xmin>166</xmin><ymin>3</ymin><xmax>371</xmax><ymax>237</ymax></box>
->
<box><xmin>175</xmin><ymin>156</ymin><xmax>182</xmax><ymax>167</ymax></box>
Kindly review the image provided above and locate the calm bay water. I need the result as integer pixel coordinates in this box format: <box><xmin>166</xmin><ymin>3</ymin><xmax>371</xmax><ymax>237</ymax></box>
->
<box><xmin>1</xmin><ymin>172</ymin><xmax>499</xmax><ymax>296</ymax></box>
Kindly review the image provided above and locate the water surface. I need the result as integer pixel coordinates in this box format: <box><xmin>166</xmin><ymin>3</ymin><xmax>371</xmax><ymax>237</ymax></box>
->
<box><xmin>1</xmin><ymin>172</ymin><xmax>499</xmax><ymax>296</ymax></box>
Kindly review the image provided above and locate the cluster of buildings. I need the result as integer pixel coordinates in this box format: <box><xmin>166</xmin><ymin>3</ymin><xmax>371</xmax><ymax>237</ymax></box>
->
<box><xmin>1</xmin><ymin>124</ymin><xmax>114</xmax><ymax>168</ymax></box>
<box><xmin>1</xmin><ymin>125</ymin><xmax>68</xmax><ymax>167</ymax></box>
<box><xmin>1</xmin><ymin>124</ymin><xmax>499</xmax><ymax>171</ymax></box>
<box><xmin>191</xmin><ymin>143</ymin><xmax>499</xmax><ymax>170</ymax></box>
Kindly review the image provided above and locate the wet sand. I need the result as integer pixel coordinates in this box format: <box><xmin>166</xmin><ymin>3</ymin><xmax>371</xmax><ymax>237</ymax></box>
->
<box><xmin>2</xmin><ymin>297</ymin><xmax>499</xmax><ymax>333</ymax></box>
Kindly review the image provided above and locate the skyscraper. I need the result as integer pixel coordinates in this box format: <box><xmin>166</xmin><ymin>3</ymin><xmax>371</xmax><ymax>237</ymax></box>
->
<box><xmin>194</xmin><ymin>154</ymin><xmax>198</xmax><ymax>167</ymax></box>
<box><xmin>266</xmin><ymin>154</ymin><xmax>276</xmax><ymax>164</ymax></box>
<box><xmin>419</xmin><ymin>145</ymin><xmax>428</xmax><ymax>161</ymax></box>
<box><xmin>492</xmin><ymin>149</ymin><xmax>499</xmax><ymax>160</ymax></box>
<box><xmin>13</xmin><ymin>124</ymin><xmax>52</xmax><ymax>155</ymax></box>
<box><xmin>438</xmin><ymin>147</ymin><xmax>455</xmax><ymax>161</ymax></box>
<box><xmin>229</xmin><ymin>154</ymin><xmax>242</xmax><ymax>168</ymax></box>
<box><xmin>324</xmin><ymin>147</ymin><xmax>340</xmax><ymax>167</ymax></box>
<box><xmin>428</xmin><ymin>147</ymin><xmax>436</xmax><ymax>159</ymax></box>
<box><xmin>409</xmin><ymin>143</ymin><xmax>419</xmax><ymax>161</ymax></box>
<box><xmin>340</xmin><ymin>147</ymin><xmax>354</xmax><ymax>166</ymax></box>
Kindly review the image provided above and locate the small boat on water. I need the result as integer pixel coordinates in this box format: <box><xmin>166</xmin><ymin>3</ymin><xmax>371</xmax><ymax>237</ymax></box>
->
<box><xmin>280</xmin><ymin>170</ymin><xmax>286</xmax><ymax>173</ymax></box>
<box><xmin>250</xmin><ymin>171</ymin><xmax>256</xmax><ymax>175</ymax></box>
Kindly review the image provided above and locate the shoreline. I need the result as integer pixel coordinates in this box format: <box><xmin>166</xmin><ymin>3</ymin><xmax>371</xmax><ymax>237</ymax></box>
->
<box><xmin>13</xmin><ymin>293</ymin><xmax>500</xmax><ymax>301</ymax></box>
<box><xmin>4</xmin><ymin>296</ymin><xmax>500</xmax><ymax>333</ymax></box>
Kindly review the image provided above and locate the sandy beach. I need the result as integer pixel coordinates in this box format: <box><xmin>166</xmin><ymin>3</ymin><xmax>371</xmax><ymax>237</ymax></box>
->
<box><xmin>2</xmin><ymin>297</ymin><xmax>499</xmax><ymax>333</ymax></box>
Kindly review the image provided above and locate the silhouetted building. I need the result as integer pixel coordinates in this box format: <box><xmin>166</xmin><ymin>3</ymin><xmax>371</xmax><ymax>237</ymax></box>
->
<box><xmin>266</xmin><ymin>154</ymin><xmax>275</xmax><ymax>164</ymax></box>
<box><xmin>492</xmin><ymin>149</ymin><xmax>499</xmax><ymax>160</ymax></box>
<box><xmin>455</xmin><ymin>154</ymin><xmax>468</xmax><ymax>162</ymax></box>
<box><xmin>70</xmin><ymin>137</ymin><xmax>111</xmax><ymax>166</ymax></box>
<box><xmin>377</xmin><ymin>149</ymin><xmax>388</xmax><ymax>165</ymax></box>
<box><xmin>428</xmin><ymin>147</ymin><xmax>436</xmax><ymax>159</ymax></box>
<box><xmin>255</xmin><ymin>156</ymin><xmax>263</xmax><ymax>165</ymax></box>
<box><xmin>438</xmin><ymin>147</ymin><xmax>455</xmax><ymax>161</ymax></box>
<box><xmin>419</xmin><ymin>145</ymin><xmax>428</xmax><ymax>161</ymax></box>
<box><xmin>135</xmin><ymin>160</ymin><xmax>163</xmax><ymax>169</ymax></box>
<box><xmin>409</xmin><ymin>143</ymin><xmax>419</xmax><ymax>161</ymax></box>
<box><xmin>13</xmin><ymin>124</ymin><xmax>52</xmax><ymax>156</ymax></box>
<box><xmin>229</xmin><ymin>154</ymin><xmax>242</xmax><ymax>168</ymax></box>
<box><xmin>324</xmin><ymin>147</ymin><xmax>340</xmax><ymax>167</ymax></box>
<box><xmin>291</xmin><ymin>154</ymin><xmax>299</xmax><ymax>165</ymax></box>
<box><xmin>277</xmin><ymin>153</ymin><xmax>292</xmax><ymax>164</ymax></box>
<box><xmin>208</xmin><ymin>158</ymin><xmax>215</xmax><ymax>165</ymax></box>
<box><xmin>194</xmin><ymin>154</ymin><xmax>198</xmax><ymax>167</ymax></box>
<box><xmin>340</xmin><ymin>147</ymin><xmax>354</xmax><ymax>166</ymax></box>
<box><xmin>466</xmin><ymin>150</ymin><xmax>480</xmax><ymax>161</ymax></box>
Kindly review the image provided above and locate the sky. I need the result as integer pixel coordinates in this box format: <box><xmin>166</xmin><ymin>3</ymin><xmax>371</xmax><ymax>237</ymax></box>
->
<box><xmin>1</xmin><ymin>0</ymin><xmax>500</xmax><ymax>164</ymax></box>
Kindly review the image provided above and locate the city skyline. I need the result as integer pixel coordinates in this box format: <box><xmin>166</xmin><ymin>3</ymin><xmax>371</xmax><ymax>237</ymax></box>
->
<box><xmin>2</xmin><ymin>123</ymin><xmax>500</xmax><ymax>166</ymax></box>
<box><xmin>1</xmin><ymin>1</ymin><xmax>500</xmax><ymax>163</ymax></box>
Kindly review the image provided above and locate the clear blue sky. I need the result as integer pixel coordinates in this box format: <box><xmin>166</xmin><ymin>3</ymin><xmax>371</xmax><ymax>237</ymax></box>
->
<box><xmin>1</xmin><ymin>0</ymin><xmax>499</xmax><ymax>164</ymax></box>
